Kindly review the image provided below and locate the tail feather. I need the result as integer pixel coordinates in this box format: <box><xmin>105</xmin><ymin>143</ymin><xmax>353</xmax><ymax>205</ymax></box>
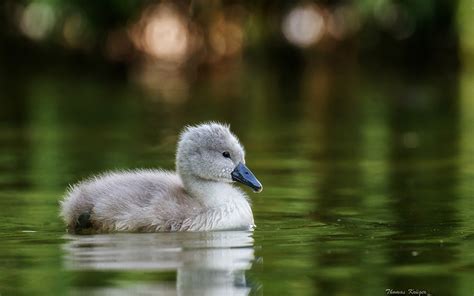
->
<box><xmin>60</xmin><ymin>185</ymin><xmax>94</xmax><ymax>233</ymax></box>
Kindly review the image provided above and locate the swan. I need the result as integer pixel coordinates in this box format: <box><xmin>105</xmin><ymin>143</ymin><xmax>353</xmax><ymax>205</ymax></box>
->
<box><xmin>60</xmin><ymin>122</ymin><xmax>262</xmax><ymax>233</ymax></box>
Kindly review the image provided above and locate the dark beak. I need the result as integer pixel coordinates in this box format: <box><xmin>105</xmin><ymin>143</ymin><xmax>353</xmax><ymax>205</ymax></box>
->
<box><xmin>231</xmin><ymin>162</ymin><xmax>263</xmax><ymax>193</ymax></box>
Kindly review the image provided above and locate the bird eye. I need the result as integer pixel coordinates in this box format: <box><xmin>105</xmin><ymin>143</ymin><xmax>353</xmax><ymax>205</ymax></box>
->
<box><xmin>222</xmin><ymin>151</ymin><xmax>231</xmax><ymax>158</ymax></box>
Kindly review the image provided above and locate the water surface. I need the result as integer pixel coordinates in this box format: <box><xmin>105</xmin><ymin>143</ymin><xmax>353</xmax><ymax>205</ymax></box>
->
<box><xmin>1</xmin><ymin>65</ymin><xmax>474</xmax><ymax>295</ymax></box>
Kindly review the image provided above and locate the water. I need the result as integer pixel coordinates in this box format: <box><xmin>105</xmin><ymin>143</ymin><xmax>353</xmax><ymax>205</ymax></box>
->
<box><xmin>1</xmin><ymin>64</ymin><xmax>474</xmax><ymax>295</ymax></box>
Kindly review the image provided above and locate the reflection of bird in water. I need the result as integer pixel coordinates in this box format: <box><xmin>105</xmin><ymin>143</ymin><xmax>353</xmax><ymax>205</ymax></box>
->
<box><xmin>60</xmin><ymin>122</ymin><xmax>263</xmax><ymax>233</ymax></box>
<box><xmin>62</xmin><ymin>231</ymin><xmax>258</xmax><ymax>296</ymax></box>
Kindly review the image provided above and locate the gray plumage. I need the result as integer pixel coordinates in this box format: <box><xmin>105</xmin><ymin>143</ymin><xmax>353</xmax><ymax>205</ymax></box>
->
<box><xmin>60</xmin><ymin>122</ymin><xmax>261</xmax><ymax>233</ymax></box>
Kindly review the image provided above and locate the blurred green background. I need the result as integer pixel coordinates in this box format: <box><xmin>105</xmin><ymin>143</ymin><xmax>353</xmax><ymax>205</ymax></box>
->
<box><xmin>1</xmin><ymin>0</ymin><xmax>474</xmax><ymax>295</ymax></box>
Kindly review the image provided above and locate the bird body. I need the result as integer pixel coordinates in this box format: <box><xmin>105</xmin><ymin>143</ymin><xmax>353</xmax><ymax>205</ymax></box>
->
<box><xmin>60</xmin><ymin>123</ymin><xmax>262</xmax><ymax>233</ymax></box>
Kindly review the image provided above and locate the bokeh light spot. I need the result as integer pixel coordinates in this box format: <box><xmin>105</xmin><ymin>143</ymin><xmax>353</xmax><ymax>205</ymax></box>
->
<box><xmin>131</xmin><ymin>4</ymin><xmax>190</xmax><ymax>64</ymax></box>
<box><xmin>209</xmin><ymin>15</ymin><xmax>244</xmax><ymax>60</ymax></box>
<box><xmin>63</xmin><ymin>13</ymin><xmax>89</xmax><ymax>49</ymax></box>
<box><xmin>282</xmin><ymin>4</ymin><xmax>325</xmax><ymax>48</ymax></box>
<box><xmin>327</xmin><ymin>5</ymin><xmax>360</xmax><ymax>40</ymax></box>
<box><xmin>20</xmin><ymin>2</ymin><xmax>56</xmax><ymax>41</ymax></box>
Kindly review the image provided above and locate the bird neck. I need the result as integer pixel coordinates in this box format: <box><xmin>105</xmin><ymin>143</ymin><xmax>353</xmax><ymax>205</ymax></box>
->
<box><xmin>180</xmin><ymin>174</ymin><xmax>236</xmax><ymax>206</ymax></box>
